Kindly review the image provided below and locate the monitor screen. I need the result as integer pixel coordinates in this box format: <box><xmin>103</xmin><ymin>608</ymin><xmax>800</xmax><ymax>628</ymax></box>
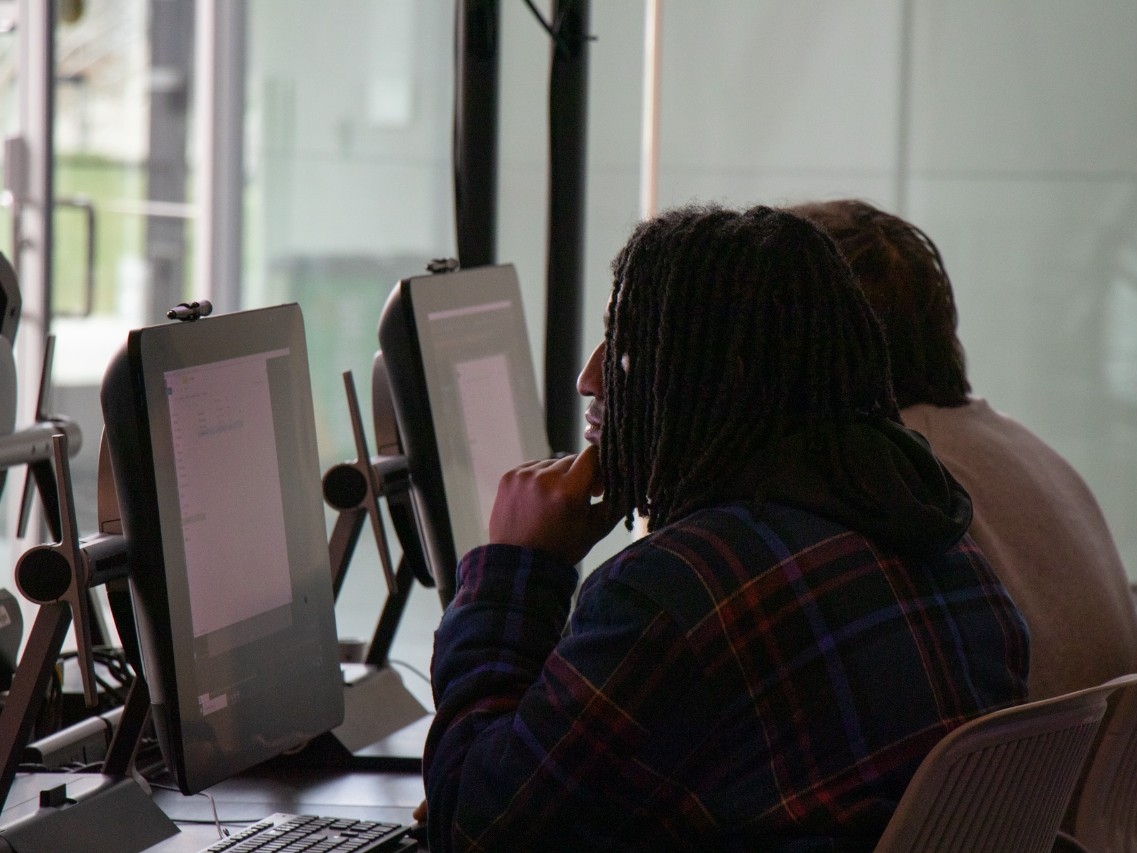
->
<box><xmin>378</xmin><ymin>264</ymin><xmax>550</xmax><ymax>604</ymax></box>
<box><xmin>100</xmin><ymin>303</ymin><xmax>344</xmax><ymax>795</ymax></box>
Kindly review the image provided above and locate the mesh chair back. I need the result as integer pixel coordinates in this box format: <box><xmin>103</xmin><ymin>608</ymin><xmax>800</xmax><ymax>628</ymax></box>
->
<box><xmin>873</xmin><ymin>679</ymin><xmax>1126</xmax><ymax>853</ymax></box>
<box><xmin>1065</xmin><ymin>673</ymin><xmax>1137</xmax><ymax>853</ymax></box>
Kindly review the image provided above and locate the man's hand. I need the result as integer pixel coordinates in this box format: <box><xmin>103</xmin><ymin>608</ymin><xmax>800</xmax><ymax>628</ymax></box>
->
<box><xmin>489</xmin><ymin>444</ymin><xmax>621</xmax><ymax>565</ymax></box>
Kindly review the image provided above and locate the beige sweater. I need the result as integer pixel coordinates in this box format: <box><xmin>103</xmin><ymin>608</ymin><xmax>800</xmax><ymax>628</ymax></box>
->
<box><xmin>902</xmin><ymin>398</ymin><xmax>1137</xmax><ymax>700</ymax></box>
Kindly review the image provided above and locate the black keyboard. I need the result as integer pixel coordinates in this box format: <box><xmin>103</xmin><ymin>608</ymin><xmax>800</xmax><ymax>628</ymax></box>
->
<box><xmin>195</xmin><ymin>812</ymin><xmax>411</xmax><ymax>852</ymax></box>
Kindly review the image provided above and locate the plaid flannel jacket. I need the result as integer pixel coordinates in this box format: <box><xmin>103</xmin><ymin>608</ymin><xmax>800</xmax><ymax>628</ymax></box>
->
<box><xmin>424</xmin><ymin>500</ymin><xmax>1029</xmax><ymax>853</ymax></box>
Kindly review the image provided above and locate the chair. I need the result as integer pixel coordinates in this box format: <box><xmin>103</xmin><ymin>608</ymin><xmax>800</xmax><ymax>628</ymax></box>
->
<box><xmin>1056</xmin><ymin>673</ymin><xmax>1137</xmax><ymax>852</ymax></box>
<box><xmin>873</xmin><ymin>676</ymin><xmax>1137</xmax><ymax>853</ymax></box>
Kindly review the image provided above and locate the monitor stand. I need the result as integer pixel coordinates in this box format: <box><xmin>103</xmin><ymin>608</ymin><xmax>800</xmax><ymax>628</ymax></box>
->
<box><xmin>292</xmin><ymin>659</ymin><xmax>429</xmax><ymax>773</ymax></box>
<box><xmin>0</xmin><ymin>772</ymin><xmax>176</xmax><ymax>853</ymax></box>
<box><xmin>0</xmin><ymin>435</ymin><xmax>179</xmax><ymax>852</ymax></box>
<box><xmin>294</xmin><ymin>553</ymin><xmax>430</xmax><ymax>772</ymax></box>
<box><xmin>289</xmin><ymin>369</ymin><xmax>435</xmax><ymax>772</ymax></box>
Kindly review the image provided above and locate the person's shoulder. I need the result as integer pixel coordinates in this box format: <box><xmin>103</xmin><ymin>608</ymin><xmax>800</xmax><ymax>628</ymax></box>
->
<box><xmin>584</xmin><ymin>503</ymin><xmax>774</xmax><ymax>617</ymax></box>
<box><xmin>905</xmin><ymin>396</ymin><xmax>1042</xmax><ymax>443</ymax></box>
<box><xmin>902</xmin><ymin>397</ymin><xmax>1033</xmax><ymax>463</ymax></box>
<box><xmin>971</xmin><ymin>399</ymin><xmax>1078</xmax><ymax>460</ymax></box>
<box><xmin>615</xmin><ymin>501</ymin><xmax>795</xmax><ymax>564</ymax></box>
<box><xmin>596</xmin><ymin>503</ymin><xmax>753</xmax><ymax>572</ymax></box>
<box><xmin>900</xmin><ymin>398</ymin><xmax>985</xmax><ymax>440</ymax></box>
<box><xmin>906</xmin><ymin>397</ymin><xmax>1091</xmax><ymax>481</ymax></box>
<box><xmin>587</xmin><ymin>500</ymin><xmax>847</xmax><ymax>606</ymax></box>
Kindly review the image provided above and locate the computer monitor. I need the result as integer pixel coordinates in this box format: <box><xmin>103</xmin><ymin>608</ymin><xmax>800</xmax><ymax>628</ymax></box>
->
<box><xmin>100</xmin><ymin>303</ymin><xmax>344</xmax><ymax>795</ymax></box>
<box><xmin>378</xmin><ymin>264</ymin><xmax>550</xmax><ymax>604</ymax></box>
<box><xmin>0</xmin><ymin>251</ymin><xmax>21</xmax><ymax>343</ymax></box>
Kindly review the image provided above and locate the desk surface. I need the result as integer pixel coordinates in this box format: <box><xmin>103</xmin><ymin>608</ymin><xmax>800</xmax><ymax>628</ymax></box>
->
<box><xmin>1</xmin><ymin>749</ymin><xmax>424</xmax><ymax>853</ymax></box>
<box><xmin>0</xmin><ymin>767</ymin><xmax>423</xmax><ymax>852</ymax></box>
<box><xmin>148</xmin><ymin>765</ymin><xmax>424</xmax><ymax>851</ymax></box>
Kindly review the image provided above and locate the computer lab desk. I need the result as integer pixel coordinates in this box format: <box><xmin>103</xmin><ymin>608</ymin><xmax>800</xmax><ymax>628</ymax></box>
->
<box><xmin>0</xmin><ymin>764</ymin><xmax>424</xmax><ymax>852</ymax></box>
<box><xmin>148</xmin><ymin>763</ymin><xmax>425</xmax><ymax>851</ymax></box>
<box><xmin>152</xmin><ymin>708</ymin><xmax>429</xmax><ymax>851</ymax></box>
<box><xmin>1</xmin><ymin>708</ymin><xmax>430</xmax><ymax>853</ymax></box>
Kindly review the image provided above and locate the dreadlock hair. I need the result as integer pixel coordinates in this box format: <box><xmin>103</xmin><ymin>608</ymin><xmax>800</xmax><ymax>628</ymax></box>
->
<box><xmin>602</xmin><ymin>203</ymin><xmax>899</xmax><ymax>532</ymax></box>
<box><xmin>789</xmin><ymin>199</ymin><xmax>971</xmax><ymax>409</ymax></box>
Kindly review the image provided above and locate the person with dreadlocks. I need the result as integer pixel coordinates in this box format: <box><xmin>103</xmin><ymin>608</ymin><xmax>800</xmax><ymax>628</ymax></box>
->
<box><xmin>422</xmin><ymin>204</ymin><xmax>1028</xmax><ymax>852</ymax></box>
<box><xmin>791</xmin><ymin>198</ymin><xmax>1137</xmax><ymax>702</ymax></box>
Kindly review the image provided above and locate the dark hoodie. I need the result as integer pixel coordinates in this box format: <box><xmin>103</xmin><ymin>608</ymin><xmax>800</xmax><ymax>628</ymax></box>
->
<box><xmin>762</xmin><ymin>417</ymin><xmax>973</xmax><ymax>556</ymax></box>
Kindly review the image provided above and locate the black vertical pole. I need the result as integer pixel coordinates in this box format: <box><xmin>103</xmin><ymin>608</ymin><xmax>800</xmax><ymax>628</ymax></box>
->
<box><xmin>146</xmin><ymin>0</ymin><xmax>193</xmax><ymax>323</ymax></box>
<box><xmin>544</xmin><ymin>0</ymin><xmax>590</xmax><ymax>454</ymax></box>
<box><xmin>41</xmin><ymin>1</ymin><xmax>56</xmax><ymax>334</ymax></box>
<box><xmin>453</xmin><ymin>0</ymin><xmax>500</xmax><ymax>269</ymax></box>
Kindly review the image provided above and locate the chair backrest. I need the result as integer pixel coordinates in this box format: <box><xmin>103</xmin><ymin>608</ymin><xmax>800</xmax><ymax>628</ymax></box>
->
<box><xmin>1064</xmin><ymin>673</ymin><xmax>1137</xmax><ymax>853</ymax></box>
<box><xmin>873</xmin><ymin>677</ymin><xmax>1134</xmax><ymax>853</ymax></box>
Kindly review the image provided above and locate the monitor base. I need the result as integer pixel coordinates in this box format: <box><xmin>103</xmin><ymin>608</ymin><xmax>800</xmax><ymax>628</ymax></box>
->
<box><xmin>278</xmin><ymin>664</ymin><xmax>431</xmax><ymax>773</ymax></box>
<box><xmin>0</xmin><ymin>773</ymin><xmax>178</xmax><ymax>853</ymax></box>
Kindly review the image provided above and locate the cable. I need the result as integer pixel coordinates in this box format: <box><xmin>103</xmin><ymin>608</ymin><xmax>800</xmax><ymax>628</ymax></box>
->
<box><xmin>387</xmin><ymin>658</ymin><xmax>431</xmax><ymax>688</ymax></box>
<box><xmin>149</xmin><ymin>784</ymin><xmax>234</xmax><ymax>840</ymax></box>
<box><xmin>522</xmin><ymin>0</ymin><xmax>563</xmax><ymax>46</ymax></box>
<box><xmin>521</xmin><ymin>0</ymin><xmax>595</xmax><ymax>57</ymax></box>
<box><xmin>54</xmin><ymin>646</ymin><xmax>135</xmax><ymax>705</ymax></box>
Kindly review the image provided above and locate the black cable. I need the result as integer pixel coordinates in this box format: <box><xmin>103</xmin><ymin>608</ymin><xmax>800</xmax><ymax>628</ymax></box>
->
<box><xmin>54</xmin><ymin>646</ymin><xmax>135</xmax><ymax>704</ymax></box>
<box><xmin>521</xmin><ymin>0</ymin><xmax>594</xmax><ymax>56</ymax></box>
<box><xmin>521</xmin><ymin>0</ymin><xmax>564</xmax><ymax>49</ymax></box>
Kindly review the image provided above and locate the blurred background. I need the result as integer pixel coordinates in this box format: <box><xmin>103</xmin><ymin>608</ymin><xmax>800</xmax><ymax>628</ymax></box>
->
<box><xmin>0</xmin><ymin>0</ymin><xmax>1134</xmax><ymax>710</ymax></box>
